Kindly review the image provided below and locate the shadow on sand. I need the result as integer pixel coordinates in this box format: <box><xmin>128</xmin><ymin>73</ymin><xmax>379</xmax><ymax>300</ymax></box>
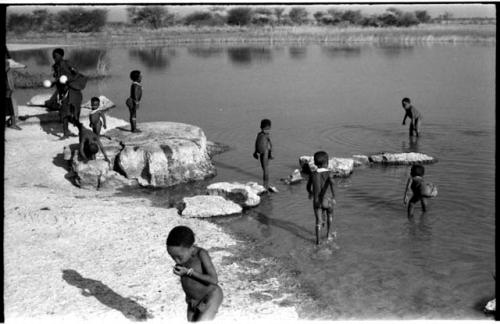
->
<box><xmin>62</xmin><ymin>269</ymin><xmax>153</xmax><ymax>321</ymax></box>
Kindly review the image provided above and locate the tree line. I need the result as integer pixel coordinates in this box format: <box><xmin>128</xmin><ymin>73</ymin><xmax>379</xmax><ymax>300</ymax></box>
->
<box><xmin>7</xmin><ymin>6</ymin><xmax>454</xmax><ymax>33</ymax></box>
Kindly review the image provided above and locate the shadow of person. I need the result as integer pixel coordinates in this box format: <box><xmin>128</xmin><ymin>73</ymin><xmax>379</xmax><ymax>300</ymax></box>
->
<box><xmin>252</xmin><ymin>212</ymin><xmax>314</xmax><ymax>243</ymax></box>
<box><xmin>52</xmin><ymin>143</ymin><xmax>80</xmax><ymax>185</ymax></box>
<box><xmin>62</xmin><ymin>269</ymin><xmax>153</xmax><ymax>321</ymax></box>
<box><xmin>37</xmin><ymin>120</ymin><xmax>66</xmax><ymax>138</ymax></box>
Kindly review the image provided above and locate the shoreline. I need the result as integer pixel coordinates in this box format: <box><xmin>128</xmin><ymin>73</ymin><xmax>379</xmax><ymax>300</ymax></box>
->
<box><xmin>3</xmin><ymin>110</ymin><xmax>318</xmax><ymax>322</ymax></box>
<box><xmin>7</xmin><ymin>24</ymin><xmax>495</xmax><ymax>47</ymax></box>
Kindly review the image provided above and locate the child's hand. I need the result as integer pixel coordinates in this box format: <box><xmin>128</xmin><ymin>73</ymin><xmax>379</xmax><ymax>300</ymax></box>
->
<box><xmin>173</xmin><ymin>265</ymin><xmax>190</xmax><ymax>277</ymax></box>
<box><xmin>253</xmin><ymin>152</ymin><xmax>259</xmax><ymax>160</ymax></box>
<box><xmin>402</xmin><ymin>121</ymin><xmax>406</xmax><ymax>125</ymax></box>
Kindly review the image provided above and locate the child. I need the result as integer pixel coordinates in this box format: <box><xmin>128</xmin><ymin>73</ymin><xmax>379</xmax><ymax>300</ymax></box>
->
<box><xmin>306</xmin><ymin>151</ymin><xmax>336</xmax><ymax>245</ymax></box>
<box><xmin>88</xmin><ymin>97</ymin><xmax>107</xmax><ymax>136</ymax></box>
<box><xmin>253</xmin><ymin>119</ymin><xmax>274</xmax><ymax>191</ymax></box>
<box><xmin>75</xmin><ymin>120</ymin><xmax>110</xmax><ymax>164</ymax></box>
<box><xmin>403</xmin><ymin>164</ymin><xmax>434</xmax><ymax>218</ymax></box>
<box><xmin>166</xmin><ymin>226</ymin><xmax>223</xmax><ymax>322</ymax></box>
<box><xmin>126</xmin><ymin>70</ymin><xmax>142</xmax><ymax>133</ymax></box>
<box><xmin>58</xmin><ymin>84</ymin><xmax>75</xmax><ymax>138</ymax></box>
<box><xmin>401</xmin><ymin>97</ymin><xmax>422</xmax><ymax>137</ymax></box>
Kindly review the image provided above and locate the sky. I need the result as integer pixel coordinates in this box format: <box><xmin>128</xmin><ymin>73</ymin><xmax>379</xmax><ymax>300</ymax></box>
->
<box><xmin>6</xmin><ymin>3</ymin><xmax>496</xmax><ymax>22</ymax></box>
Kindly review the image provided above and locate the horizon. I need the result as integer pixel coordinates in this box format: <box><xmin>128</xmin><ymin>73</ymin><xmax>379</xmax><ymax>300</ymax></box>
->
<box><xmin>7</xmin><ymin>4</ymin><xmax>496</xmax><ymax>22</ymax></box>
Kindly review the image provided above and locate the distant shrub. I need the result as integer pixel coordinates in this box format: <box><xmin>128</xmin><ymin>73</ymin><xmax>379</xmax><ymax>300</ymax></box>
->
<box><xmin>289</xmin><ymin>7</ymin><xmax>309</xmax><ymax>25</ymax></box>
<box><xmin>415</xmin><ymin>10</ymin><xmax>431</xmax><ymax>23</ymax></box>
<box><xmin>56</xmin><ymin>8</ymin><xmax>107</xmax><ymax>32</ymax></box>
<box><xmin>127</xmin><ymin>6</ymin><xmax>174</xmax><ymax>29</ymax></box>
<box><xmin>227</xmin><ymin>7</ymin><xmax>253</xmax><ymax>26</ymax></box>
<box><xmin>184</xmin><ymin>11</ymin><xmax>224</xmax><ymax>26</ymax></box>
<box><xmin>7</xmin><ymin>13</ymin><xmax>34</xmax><ymax>33</ymax></box>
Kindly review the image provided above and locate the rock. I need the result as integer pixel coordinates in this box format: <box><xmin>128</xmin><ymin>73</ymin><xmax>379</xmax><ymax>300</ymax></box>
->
<box><xmin>369</xmin><ymin>152</ymin><xmax>436</xmax><ymax>165</ymax></box>
<box><xmin>107</xmin><ymin>122</ymin><xmax>216</xmax><ymax>188</ymax></box>
<box><xmin>27</xmin><ymin>93</ymin><xmax>52</xmax><ymax>106</ymax></box>
<box><xmin>206</xmin><ymin>141</ymin><xmax>230</xmax><ymax>157</ymax></box>
<box><xmin>352</xmin><ymin>155</ymin><xmax>370</xmax><ymax>166</ymax></box>
<box><xmin>180</xmin><ymin>195</ymin><xmax>242</xmax><ymax>218</ymax></box>
<box><xmin>207</xmin><ymin>181</ymin><xmax>266</xmax><ymax>207</ymax></box>
<box><xmin>281</xmin><ymin>169</ymin><xmax>303</xmax><ymax>185</ymax></box>
<box><xmin>72</xmin><ymin>158</ymin><xmax>110</xmax><ymax>190</ymax></box>
<box><xmin>299</xmin><ymin>156</ymin><xmax>354</xmax><ymax>177</ymax></box>
<box><xmin>484</xmin><ymin>298</ymin><xmax>496</xmax><ymax>313</ymax></box>
<box><xmin>7</xmin><ymin>58</ymin><xmax>26</xmax><ymax>69</ymax></box>
<box><xmin>81</xmin><ymin>96</ymin><xmax>115</xmax><ymax>110</ymax></box>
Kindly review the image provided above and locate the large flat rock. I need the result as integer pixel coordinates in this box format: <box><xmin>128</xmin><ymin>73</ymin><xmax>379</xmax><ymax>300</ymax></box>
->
<box><xmin>369</xmin><ymin>152</ymin><xmax>436</xmax><ymax>165</ymax></box>
<box><xmin>299</xmin><ymin>156</ymin><xmax>354</xmax><ymax>177</ymax></box>
<box><xmin>103</xmin><ymin>122</ymin><xmax>216</xmax><ymax>188</ymax></box>
<box><xmin>207</xmin><ymin>181</ymin><xmax>266</xmax><ymax>207</ymax></box>
<box><xmin>180</xmin><ymin>195</ymin><xmax>242</xmax><ymax>218</ymax></box>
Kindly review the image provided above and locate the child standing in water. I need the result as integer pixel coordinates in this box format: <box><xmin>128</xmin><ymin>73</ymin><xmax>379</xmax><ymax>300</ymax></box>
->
<box><xmin>166</xmin><ymin>226</ymin><xmax>223</xmax><ymax>322</ymax></box>
<box><xmin>253</xmin><ymin>119</ymin><xmax>274</xmax><ymax>191</ymax></box>
<box><xmin>306</xmin><ymin>151</ymin><xmax>336</xmax><ymax>245</ymax></box>
<box><xmin>88</xmin><ymin>97</ymin><xmax>107</xmax><ymax>136</ymax></box>
<box><xmin>126</xmin><ymin>70</ymin><xmax>142</xmax><ymax>133</ymax></box>
<box><xmin>403</xmin><ymin>164</ymin><xmax>436</xmax><ymax>218</ymax></box>
<box><xmin>401</xmin><ymin>97</ymin><xmax>422</xmax><ymax>137</ymax></box>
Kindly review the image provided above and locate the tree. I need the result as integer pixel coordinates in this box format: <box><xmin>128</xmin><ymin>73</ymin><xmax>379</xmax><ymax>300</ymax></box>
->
<box><xmin>415</xmin><ymin>10</ymin><xmax>431</xmax><ymax>23</ymax></box>
<box><xmin>273</xmin><ymin>7</ymin><xmax>285</xmax><ymax>25</ymax></box>
<box><xmin>7</xmin><ymin>13</ymin><xmax>34</xmax><ymax>33</ymax></box>
<box><xmin>227</xmin><ymin>7</ymin><xmax>252</xmax><ymax>26</ymax></box>
<box><xmin>341</xmin><ymin>10</ymin><xmax>363</xmax><ymax>25</ymax></box>
<box><xmin>399</xmin><ymin>12</ymin><xmax>420</xmax><ymax>27</ymax></box>
<box><xmin>127</xmin><ymin>6</ymin><xmax>174</xmax><ymax>29</ymax></box>
<box><xmin>289</xmin><ymin>7</ymin><xmax>308</xmax><ymax>25</ymax></box>
<box><xmin>56</xmin><ymin>8</ymin><xmax>108</xmax><ymax>32</ymax></box>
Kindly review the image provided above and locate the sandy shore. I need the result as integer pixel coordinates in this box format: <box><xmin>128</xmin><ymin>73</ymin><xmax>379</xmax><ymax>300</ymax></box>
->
<box><xmin>3</xmin><ymin>112</ymin><xmax>312</xmax><ymax>323</ymax></box>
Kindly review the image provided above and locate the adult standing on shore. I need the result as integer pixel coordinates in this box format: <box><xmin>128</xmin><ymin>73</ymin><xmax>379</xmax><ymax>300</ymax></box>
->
<box><xmin>44</xmin><ymin>48</ymin><xmax>86</xmax><ymax>124</ymax></box>
<box><xmin>5</xmin><ymin>46</ymin><xmax>24</xmax><ymax>130</ymax></box>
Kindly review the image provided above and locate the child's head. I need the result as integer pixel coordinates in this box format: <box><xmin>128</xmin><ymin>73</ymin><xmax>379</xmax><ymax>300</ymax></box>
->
<box><xmin>166</xmin><ymin>226</ymin><xmax>195</xmax><ymax>265</ymax></box>
<box><xmin>260</xmin><ymin>119</ymin><xmax>271</xmax><ymax>131</ymax></box>
<box><xmin>410</xmin><ymin>164</ymin><xmax>425</xmax><ymax>177</ymax></box>
<box><xmin>88</xmin><ymin>143</ymin><xmax>99</xmax><ymax>155</ymax></box>
<box><xmin>402</xmin><ymin>97</ymin><xmax>411</xmax><ymax>108</ymax></box>
<box><xmin>130</xmin><ymin>70</ymin><xmax>142</xmax><ymax>82</ymax></box>
<box><xmin>52</xmin><ymin>48</ymin><xmax>64</xmax><ymax>62</ymax></box>
<box><xmin>313</xmin><ymin>151</ymin><xmax>329</xmax><ymax>168</ymax></box>
<box><xmin>90</xmin><ymin>97</ymin><xmax>100</xmax><ymax>110</ymax></box>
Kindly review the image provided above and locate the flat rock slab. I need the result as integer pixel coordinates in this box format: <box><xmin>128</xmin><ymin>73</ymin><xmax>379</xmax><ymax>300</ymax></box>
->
<box><xmin>369</xmin><ymin>152</ymin><xmax>436</xmax><ymax>165</ymax></box>
<box><xmin>180</xmin><ymin>195</ymin><xmax>242</xmax><ymax>218</ymax></box>
<box><xmin>207</xmin><ymin>181</ymin><xmax>266</xmax><ymax>207</ymax></box>
<box><xmin>299</xmin><ymin>156</ymin><xmax>354</xmax><ymax>177</ymax></box>
<box><xmin>104</xmin><ymin>122</ymin><xmax>216</xmax><ymax>188</ymax></box>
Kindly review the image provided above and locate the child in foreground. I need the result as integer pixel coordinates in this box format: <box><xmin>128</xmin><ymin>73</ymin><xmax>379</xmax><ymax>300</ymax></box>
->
<box><xmin>166</xmin><ymin>226</ymin><xmax>223</xmax><ymax>322</ymax></box>
<box><xmin>306</xmin><ymin>151</ymin><xmax>336</xmax><ymax>245</ymax></box>
<box><xmin>253</xmin><ymin>118</ymin><xmax>274</xmax><ymax>191</ymax></box>
<box><xmin>401</xmin><ymin>97</ymin><xmax>422</xmax><ymax>137</ymax></box>
<box><xmin>88</xmin><ymin>97</ymin><xmax>107</xmax><ymax>136</ymax></box>
<box><xmin>403</xmin><ymin>164</ymin><xmax>436</xmax><ymax>218</ymax></box>
<box><xmin>126</xmin><ymin>70</ymin><xmax>142</xmax><ymax>133</ymax></box>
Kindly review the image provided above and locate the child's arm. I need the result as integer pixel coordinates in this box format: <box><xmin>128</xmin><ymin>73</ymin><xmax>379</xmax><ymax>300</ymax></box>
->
<box><xmin>101</xmin><ymin>112</ymin><xmax>107</xmax><ymax>129</ymax></box>
<box><xmin>79</xmin><ymin>140</ymin><xmax>88</xmax><ymax>160</ymax></box>
<box><xmin>175</xmin><ymin>249</ymin><xmax>219</xmax><ymax>285</ymax></box>
<box><xmin>267</xmin><ymin>135</ymin><xmax>273</xmax><ymax>159</ymax></box>
<box><xmin>253</xmin><ymin>134</ymin><xmax>260</xmax><ymax>159</ymax></box>
<box><xmin>403</xmin><ymin>177</ymin><xmax>412</xmax><ymax>204</ymax></box>
<box><xmin>402</xmin><ymin>110</ymin><xmax>409</xmax><ymax>125</ymax></box>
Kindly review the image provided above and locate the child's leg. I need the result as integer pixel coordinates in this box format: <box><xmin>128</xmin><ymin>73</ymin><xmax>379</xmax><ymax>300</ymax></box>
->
<box><xmin>407</xmin><ymin>200</ymin><xmax>416</xmax><ymax>219</ymax></box>
<box><xmin>186</xmin><ymin>303</ymin><xmax>197</xmax><ymax>322</ymax></box>
<box><xmin>92</xmin><ymin>123</ymin><xmax>101</xmax><ymax>136</ymax></box>
<box><xmin>314</xmin><ymin>208</ymin><xmax>322</xmax><ymax>245</ymax></box>
<box><xmin>420</xmin><ymin>197</ymin><xmax>427</xmax><ymax>212</ymax></box>
<box><xmin>409</xmin><ymin>122</ymin><xmax>415</xmax><ymax>137</ymax></box>
<box><xmin>197</xmin><ymin>286</ymin><xmax>223</xmax><ymax>321</ymax></box>
<box><xmin>326</xmin><ymin>206</ymin><xmax>335</xmax><ymax>240</ymax></box>
<box><xmin>259</xmin><ymin>153</ymin><xmax>269</xmax><ymax>189</ymax></box>
<box><xmin>414</xmin><ymin>119</ymin><xmax>420</xmax><ymax>137</ymax></box>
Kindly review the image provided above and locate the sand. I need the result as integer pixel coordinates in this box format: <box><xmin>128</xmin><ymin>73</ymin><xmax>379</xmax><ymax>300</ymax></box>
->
<box><xmin>3</xmin><ymin>114</ymin><xmax>306</xmax><ymax>323</ymax></box>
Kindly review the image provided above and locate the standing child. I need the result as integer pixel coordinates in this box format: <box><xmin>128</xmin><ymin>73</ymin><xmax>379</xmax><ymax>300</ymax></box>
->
<box><xmin>88</xmin><ymin>97</ymin><xmax>107</xmax><ymax>136</ymax></box>
<box><xmin>306</xmin><ymin>151</ymin><xmax>336</xmax><ymax>245</ymax></box>
<box><xmin>401</xmin><ymin>97</ymin><xmax>422</xmax><ymax>137</ymax></box>
<box><xmin>403</xmin><ymin>164</ymin><xmax>436</xmax><ymax>218</ymax></box>
<box><xmin>253</xmin><ymin>119</ymin><xmax>274</xmax><ymax>191</ymax></box>
<box><xmin>126</xmin><ymin>70</ymin><xmax>142</xmax><ymax>133</ymax></box>
<box><xmin>166</xmin><ymin>226</ymin><xmax>223</xmax><ymax>322</ymax></box>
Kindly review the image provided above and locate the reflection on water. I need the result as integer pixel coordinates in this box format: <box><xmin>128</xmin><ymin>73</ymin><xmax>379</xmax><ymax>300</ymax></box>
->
<box><xmin>227</xmin><ymin>46</ymin><xmax>273</xmax><ymax>65</ymax></box>
<box><xmin>10</xmin><ymin>49</ymin><xmax>51</xmax><ymax>66</ymax></box>
<box><xmin>187</xmin><ymin>46</ymin><xmax>224</xmax><ymax>59</ymax></box>
<box><xmin>377</xmin><ymin>44</ymin><xmax>415</xmax><ymax>58</ymax></box>
<box><xmin>67</xmin><ymin>48</ymin><xmax>109</xmax><ymax>72</ymax></box>
<box><xmin>289</xmin><ymin>46</ymin><xmax>307</xmax><ymax>60</ymax></box>
<box><xmin>321</xmin><ymin>45</ymin><xmax>361</xmax><ymax>58</ymax></box>
<box><xmin>129</xmin><ymin>47</ymin><xmax>176</xmax><ymax>70</ymax></box>
<box><xmin>402</xmin><ymin>136</ymin><xmax>420</xmax><ymax>152</ymax></box>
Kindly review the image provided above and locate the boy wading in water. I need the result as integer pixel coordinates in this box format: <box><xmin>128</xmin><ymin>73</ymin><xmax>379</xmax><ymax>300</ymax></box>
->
<box><xmin>401</xmin><ymin>97</ymin><xmax>422</xmax><ymax>137</ymax></box>
<box><xmin>253</xmin><ymin>119</ymin><xmax>274</xmax><ymax>191</ymax></box>
<box><xmin>126</xmin><ymin>70</ymin><xmax>142</xmax><ymax>133</ymax></box>
<box><xmin>307</xmin><ymin>151</ymin><xmax>336</xmax><ymax>245</ymax></box>
<box><xmin>166</xmin><ymin>226</ymin><xmax>223</xmax><ymax>322</ymax></box>
<box><xmin>403</xmin><ymin>164</ymin><xmax>435</xmax><ymax>219</ymax></box>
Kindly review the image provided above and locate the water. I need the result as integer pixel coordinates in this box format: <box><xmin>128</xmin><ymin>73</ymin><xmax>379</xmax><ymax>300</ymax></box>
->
<box><xmin>12</xmin><ymin>43</ymin><xmax>495</xmax><ymax>319</ymax></box>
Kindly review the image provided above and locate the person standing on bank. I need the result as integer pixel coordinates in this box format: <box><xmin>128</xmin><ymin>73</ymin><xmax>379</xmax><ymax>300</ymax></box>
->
<box><xmin>126</xmin><ymin>70</ymin><xmax>142</xmax><ymax>133</ymax></box>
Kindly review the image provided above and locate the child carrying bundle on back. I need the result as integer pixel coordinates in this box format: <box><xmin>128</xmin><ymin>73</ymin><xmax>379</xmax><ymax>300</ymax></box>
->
<box><xmin>403</xmin><ymin>164</ymin><xmax>437</xmax><ymax>219</ymax></box>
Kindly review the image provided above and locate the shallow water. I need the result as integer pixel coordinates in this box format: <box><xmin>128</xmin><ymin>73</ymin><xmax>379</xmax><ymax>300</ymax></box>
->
<box><xmin>13</xmin><ymin>43</ymin><xmax>495</xmax><ymax>319</ymax></box>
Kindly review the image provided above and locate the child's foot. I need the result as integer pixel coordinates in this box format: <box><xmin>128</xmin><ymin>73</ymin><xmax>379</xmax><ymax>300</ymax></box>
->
<box><xmin>132</xmin><ymin>129</ymin><xmax>142</xmax><ymax>133</ymax></box>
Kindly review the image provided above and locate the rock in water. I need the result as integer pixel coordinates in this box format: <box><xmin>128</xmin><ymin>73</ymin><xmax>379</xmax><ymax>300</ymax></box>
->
<box><xmin>107</xmin><ymin>122</ymin><xmax>216</xmax><ymax>187</ymax></box>
<box><xmin>299</xmin><ymin>156</ymin><xmax>354</xmax><ymax>177</ymax></box>
<box><xmin>180</xmin><ymin>195</ymin><xmax>242</xmax><ymax>218</ymax></box>
<box><xmin>369</xmin><ymin>152</ymin><xmax>436</xmax><ymax>165</ymax></box>
<box><xmin>484</xmin><ymin>298</ymin><xmax>495</xmax><ymax>313</ymax></box>
<box><xmin>207</xmin><ymin>181</ymin><xmax>266</xmax><ymax>207</ymax></box>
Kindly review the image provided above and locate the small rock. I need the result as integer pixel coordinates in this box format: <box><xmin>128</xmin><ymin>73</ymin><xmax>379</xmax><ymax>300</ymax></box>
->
<box><xmin>369</xmin><ymin>152</ymin><xmax>436</xmax><ymax>165</ymax></box>
<box><xmin>207</xmin><ymin>182</ymin><xmax>266</xmax><ymax>207</ymax></box>
<box><xmin>180</xmin><ymin>195</ymin><xmax>242</xmax><ymax>218</ymax></box>
<box><xmin>299</xmin><ymin>156</ymin><xmax>354</xmax><ymax>177</ymax></box>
